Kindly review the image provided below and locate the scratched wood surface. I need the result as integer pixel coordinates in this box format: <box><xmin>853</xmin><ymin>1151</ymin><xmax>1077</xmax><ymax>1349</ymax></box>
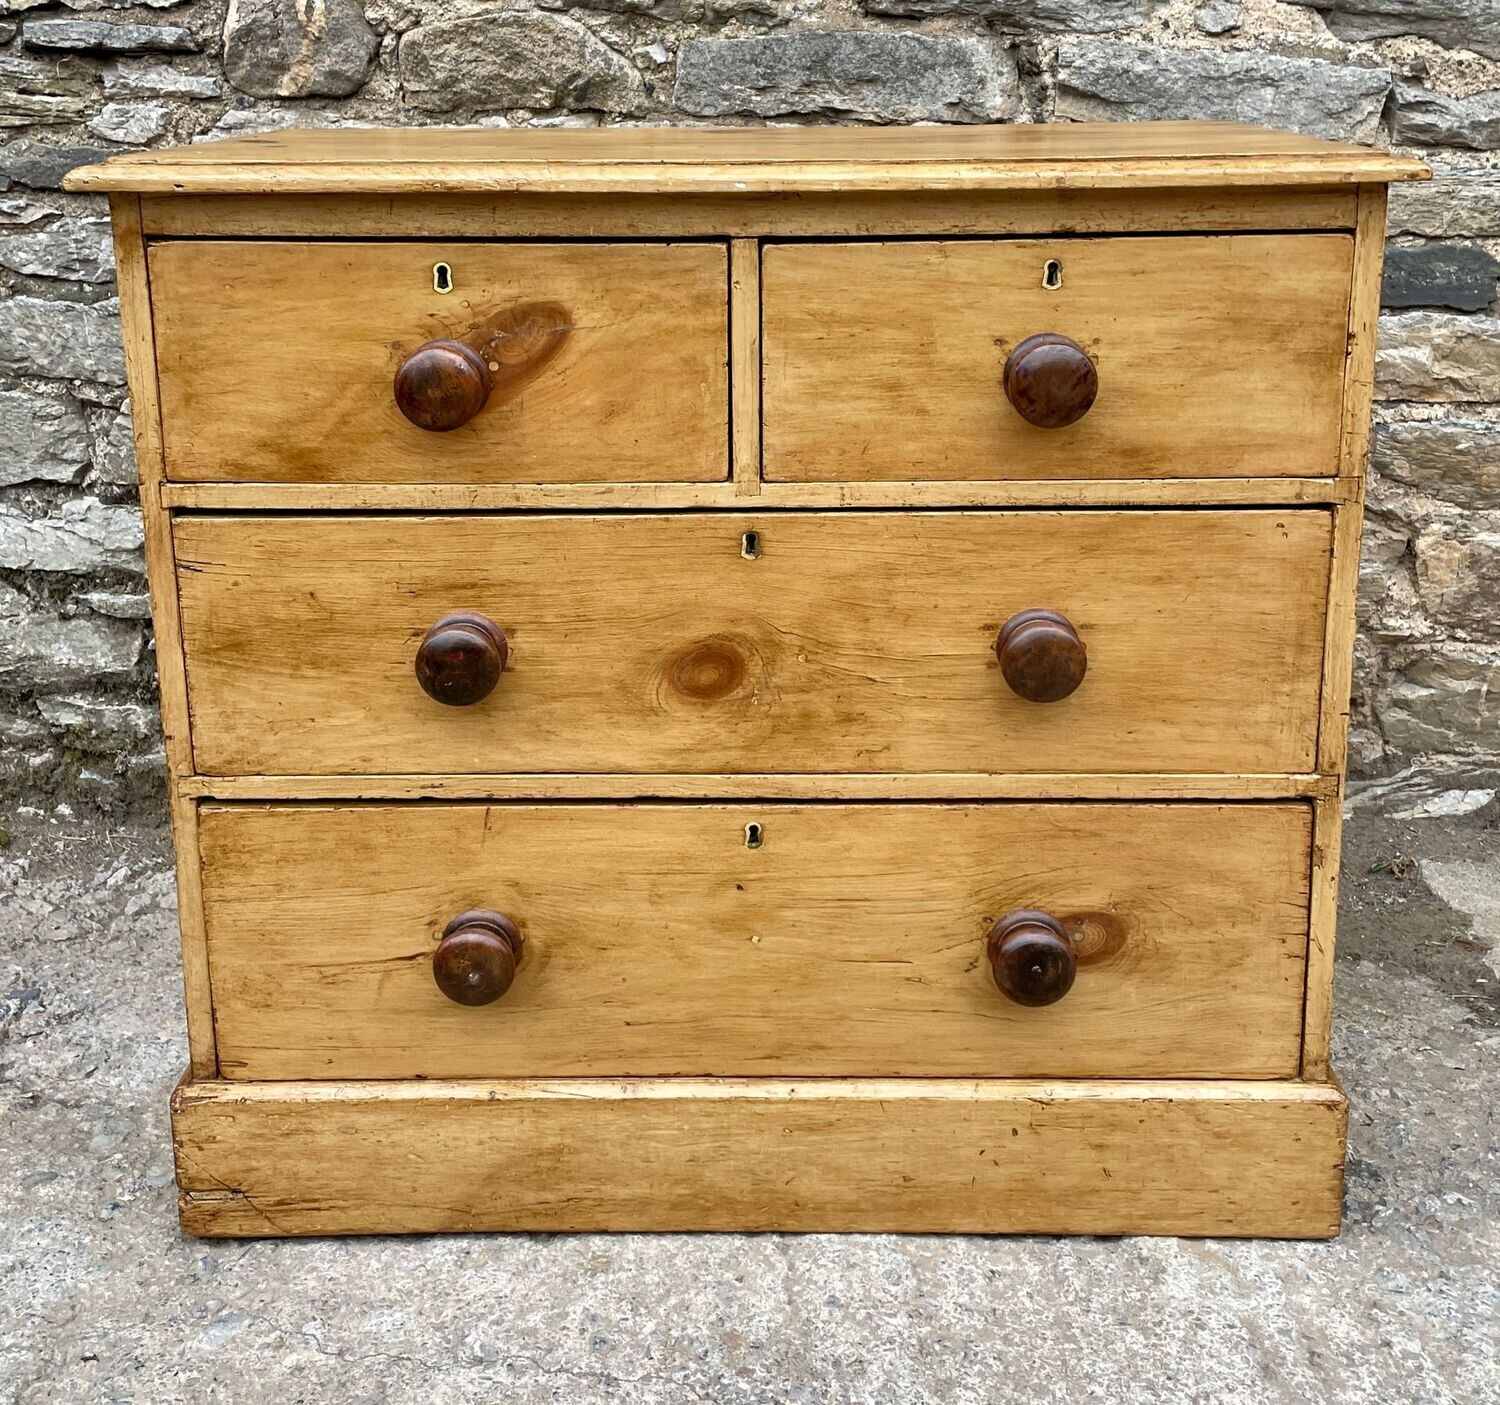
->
<box><xmin>148</xmin><ymin>240</ymin><xmax>729</xmax><ymax>483</ymax></box>
<box><xmin>172</xmin><ymin>1074</ymin><xmax>1349</xmax><ymax>1237</ymax></box>
<box><xmin>764</xmin><ymin>235</ymin><xmax>1354</xmax><ymax>481</ymax></box>
<box><xmin>198</xmin><ymin>800</ymin><xmax>1312</xmax><ymax>1081</ymax></box>
<box><xmin>173</xmin><ymin>509</ymin><xmax>1333</xmax><ymax>777</ymax></box>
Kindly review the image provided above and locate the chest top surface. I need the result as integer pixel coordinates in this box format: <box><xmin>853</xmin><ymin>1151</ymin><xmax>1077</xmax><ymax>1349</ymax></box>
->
<box><xmin>64</xmin><ymin>121</ymin><xmax>1427</xmax><ymax>194</ymax></box>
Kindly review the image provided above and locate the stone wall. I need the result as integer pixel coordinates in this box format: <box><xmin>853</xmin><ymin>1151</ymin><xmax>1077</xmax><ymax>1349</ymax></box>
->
<box><xmin>0</xmin><ymin>0</ymin><xmax>1495</xmax><ymax>813</ymax></box>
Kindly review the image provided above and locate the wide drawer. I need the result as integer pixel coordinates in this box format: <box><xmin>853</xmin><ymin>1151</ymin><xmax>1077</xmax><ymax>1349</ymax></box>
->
<box><xmin>175</xmin><ymin>509</ymin><xmax>1332</xmax><ymax>777</ymax></box>
<box><xmin>762</xmin><ymin>235</ymin><xmax>1353</xmax><ymax>481</ymax></box>
<box><xmin>200</xmin><ymin>801</ymin><xmax>1312</xmax><ymax>1080</ymax></box>
<box><xmin>148</xmin><ymin>240</ymin><xmax>729</xmax><ymax>483</ymax></box>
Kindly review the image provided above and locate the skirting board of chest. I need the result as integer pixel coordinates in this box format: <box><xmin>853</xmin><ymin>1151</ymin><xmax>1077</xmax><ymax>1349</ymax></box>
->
<box><xmin>68</xmin><ymin>123</ymin><xmax>1428</xmax><ymax>1239</ymax></box>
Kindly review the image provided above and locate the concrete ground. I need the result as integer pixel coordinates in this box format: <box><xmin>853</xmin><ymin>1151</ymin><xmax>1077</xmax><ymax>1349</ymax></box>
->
<box><xmin>1</xmin><ymin>801</ymin><xmax>1496</xmax><ymax>1405</ymax></box>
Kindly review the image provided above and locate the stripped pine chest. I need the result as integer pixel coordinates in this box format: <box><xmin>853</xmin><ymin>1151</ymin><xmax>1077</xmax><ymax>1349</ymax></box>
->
<box><xmin>69</xmin><ymin>123</ymin><xmax>1427</xmax><ymax>1237</ymax></box>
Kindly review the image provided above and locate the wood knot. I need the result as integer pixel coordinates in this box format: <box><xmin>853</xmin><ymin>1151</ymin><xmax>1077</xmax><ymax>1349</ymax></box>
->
<box><xmin>664</xmin><ymin>635</ymin><xmax>751</xmax><ymax>702</ymax></box>
<box><xmin>1063</xmin><ymin>911</ymin><xmax>1128</xmax><ymax>965</ymax></box>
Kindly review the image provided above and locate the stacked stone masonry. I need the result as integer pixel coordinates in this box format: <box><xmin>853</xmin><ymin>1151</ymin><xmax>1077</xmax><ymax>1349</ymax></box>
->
<box><xmin>0</xmin><ymin>0</ymin><xmax>1494</xmax><ymax>811</ymax></box>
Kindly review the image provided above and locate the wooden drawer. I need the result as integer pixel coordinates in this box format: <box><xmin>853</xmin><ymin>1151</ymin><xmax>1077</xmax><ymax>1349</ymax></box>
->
<box><xmin>762</xmin><ymin>235</ymin><xmax>1353</xmax><ymax>481</ymax></box>
<box><xmin>175</xmin><ymin>509</ymin><xmax>1332</xmax><ymax>777</ymax></box>
<box><xmin>200</xmin><ymin>801</ymin><xmax>1312</xmax><ymax>1080</ymax></box>
<box><xmin>148</xmin><ymin>241</ymin><xmax>729</xmax><ymax>483</ymax></box>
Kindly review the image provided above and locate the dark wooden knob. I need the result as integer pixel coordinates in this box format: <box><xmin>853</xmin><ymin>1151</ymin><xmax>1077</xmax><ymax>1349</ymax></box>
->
<box><xmin>987</xmin><ymin>909</ymin><xmax>1076</xmax><ymax>1007</ymax></box>
<box><xmin>415</xmin><ymin>611</ymin><xmax>507</xmax><ymax>707</ymax></box>
<box><xmin>433</xmin><ymin>909</ymin><xmax>522</xmax><ymax>1006</ymax></box>
<box><xmin>394</xmin><ymin>339</ymin><xmax>493</xmax><ymax>431</ymax></box>
<box><xmin>995</xmin><ymin>609</ymin><xmax>1086</xmax><ymax>703</ymax></box>
<box><xmin>1003</xmin><ymin>333</ymin><xmax>1098</xmax><ymax>429</ymax></box>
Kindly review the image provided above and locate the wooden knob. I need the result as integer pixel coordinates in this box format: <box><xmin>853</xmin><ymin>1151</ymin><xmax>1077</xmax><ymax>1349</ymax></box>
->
<box><xmin>433</xmin><ymin>909</ymin><xmax>522</xmax><ymax>1006</ymax></box>
<box><xmin>987</xmin><ymin>909</ymin><xmax>1076</xmax><ymax>1007</ymax></box>
<box><xmin>995</xmin><ymin>609</ymin><xmax>1086</xmax><ymax>703</ymax></box>
<box><xmin>1003</xmin><ymin>333</ymin><xmax>1098</xmax><ymax>429</ymax></box>
<box><xmin>394</xmin><ymin>339</ymin><xmax>493</xmax><ymax>431</ymax></box>
<box><xmin>415</xmin><ymin>611</ymin><xmax>507</xmax><ymax>707</ymax></box>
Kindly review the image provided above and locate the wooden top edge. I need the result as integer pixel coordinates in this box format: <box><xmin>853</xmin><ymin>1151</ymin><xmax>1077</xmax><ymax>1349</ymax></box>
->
<box><xmin>64</xmin><ymin>123</ymin><xmax>1430</xmax><ymax>194</ymax></box>
<box><xmin>172</xmin><ymin>1076</ymin><xmax>1349</xmax><ymax>1109</ymax></box>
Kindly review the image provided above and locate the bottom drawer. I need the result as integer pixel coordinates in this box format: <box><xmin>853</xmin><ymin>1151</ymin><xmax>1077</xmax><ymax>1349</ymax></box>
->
<box><xmin>200</xmin><ymin>800</ymin><xmax>1312</xmax><ymax>1080</ymax></box>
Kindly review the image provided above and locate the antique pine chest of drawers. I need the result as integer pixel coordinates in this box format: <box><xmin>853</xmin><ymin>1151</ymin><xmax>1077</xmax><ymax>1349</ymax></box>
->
<box><xmin>70</xmin><ymin>125</ymin><xmax>1426</xmax><ymax>1238</ymax></box>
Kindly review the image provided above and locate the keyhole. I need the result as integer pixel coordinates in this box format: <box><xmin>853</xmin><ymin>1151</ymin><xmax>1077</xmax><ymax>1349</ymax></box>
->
<box><xmin>433</xmin><ymin>262</ymin><xmax>453</xmax><ymax>294</ymax></box>
<box><xmin>1042</xmin><ymin>259</ymin><xmax>1063</xmax><ymax>291</ymax></box>
<box><xmin>744</xmin><ymin>822</ymin><xmax>763</xmax><ymax>849</ymax></box>
<box><xmin>741</xmin><ymin>530</ymin><xmax>760</xmax><ymax>560</ymax></box>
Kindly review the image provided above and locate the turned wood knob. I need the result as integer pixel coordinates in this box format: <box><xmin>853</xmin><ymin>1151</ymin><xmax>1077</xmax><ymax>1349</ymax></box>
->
<box><xmin>414</xmin><ymin>611</ymin><xmax>507</xmax><ymax>707</ymax></box>
<box><xmin>987</xmin><ymin>909</ymin><xmax>1076</xmax><ymax>1007</ymax></box>
<box><xmin>394</xmin><ymin>339</ymin><xmax>494</xmax><ymax>431</ymax></box>
<box><xmin>1003</xmin><ymin>333</ymin><xmax>1098</xmax><ymax>429</ymax></box>
<box><xmin>433</xmin><ymin>909</ymin><xmax>522</xmax><ymax>1006</ymax></box>
<box><xmin>995</xmin><ymin>609</ymin><xmax>1086</xmax><ymax>703</ymax></box>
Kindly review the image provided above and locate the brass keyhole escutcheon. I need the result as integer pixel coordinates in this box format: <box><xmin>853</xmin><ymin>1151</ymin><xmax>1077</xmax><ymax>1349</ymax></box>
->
<box><xmin>1042</xmin><ymin>259</ymin><xmax>1063</xmax><ymax>291</ymax></box>
<box><xmin>432</xmin><ymin>261</ymin><xmax>453</xmax><ymax>294</ymax></box>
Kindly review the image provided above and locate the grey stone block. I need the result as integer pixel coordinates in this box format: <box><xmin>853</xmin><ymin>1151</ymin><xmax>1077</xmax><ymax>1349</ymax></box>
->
<box><xmin>0</xmin><ymin>295</ymin><xmax>126</xmax><ymax>383</ymax></box>
<box><xmin>0</xmin><ymin>139</ymin><xmax>118</xmax><ymax>190</ymax></box>
<box><xmin>1391</xmin><ymin>82</ymin><xmax>1500</xmax><ymax>150</ymax></box>
<box><xmin>1193</xmin><ymin>0</ymin><xmax>1242</xmax><ymax>32</ymax></box>
<box><xmin>1416</xmin><ymin>524</ymin><xmax>1500</xmax><ymax>637</ymax></box>
<box><xmin>224</xmin><ymin>0</ymin><xmax>378</xmax><ymax>99</ymax></box>
<box><xmin>1376</xmin><ymin>644</ymin><xmax>1500</xmax><ymax>753</ymax></box>
<box><xmin>35</xmin><ymin>693</ymin><xmax>157</xmax><ymax>749</ymax></box>
<box><xmin>0</xmin><ymin>582</ymin><xmax>141</xmax><ymax>688</ymax></box>
<box><xmin>1390</xmin><ymin>166</ymin><xmax>1500</xmax><ymax>238</ymax></box>
<box><xmin>103</xmin><ymin>62</ymin><xmax>224</xmax><ymax>99</ymax></box>
<box><xmin>75</xmin><ymin>588</ymin><xmax>152</xmax><ymax>620</ymax></box>
<box><xmin>1054</xmin><ymin>40</ymin><xmax>1391</xmax><ymax>142</ymax></box>
<box><xmin>1382</xmin><ymin>243</ymin><xmax>1499</xmax><ymax>312</ymax></box>
<box><xmin>1373</xmin><ymin>416</ymin><xmax>1500</xmax><ymax>508</ymax></box>
<box><xmin>860</xmin><ymin>0</ymin><xmax>1156</xmax><ymax>31</ymax></box>
<box><xmin>0</xmin><ymin>388</ymin><xmax>89</xmax><ymax>485</ymax></box>
<box><xmin>675</xmin><ymin>31</ymin><xmax>1021</xmax><ymax>122</ymax></box>
<box><xmin>1285</xmin><ymin>0</ymin><xmax>1499</xmax><ymax>61</ymax></box>
<box><xmin>0</xmin><ymin>216</ymin><xmax>116</xmax><ymax>282</ymax></box>
<box><xmin>1377</xmin><ymin>312</ymin><xmax>1500</xmax><ymax>402</ymax></box>
<box><xmin>0</xmin><ymin>195</ymin><xmax>52</xmax><ymax>225</ymax></box>
<box><xmin>21</xmin><ymin>19</ymin><xmax>200</xmax><ymax>54</ymax></box>
<box><xmin>402</xmin><ymin>12</ymin><xmax>646</xmax><ymax>114</ymax></box>
<box><xmin>0</xmin><ymin>54</ymin><xmax>91</xmax><ymax>128</ymax></box>
<box><xmin>88</xmin><ymin>406</ymin><xmax>137</xmax><ymax>487</ymax></box>
<box><xmin>0</xmin><ymin>499</ymin><xmax>145</xmax><ymax>574</ymax></box>
<box><xmin>88</xmin><ymin>101</ymin><xmax>169</xmax><ymax>146</ymax></box>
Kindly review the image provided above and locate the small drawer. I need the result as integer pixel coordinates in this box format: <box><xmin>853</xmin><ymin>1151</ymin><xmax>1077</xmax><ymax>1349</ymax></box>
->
<box><xmin>200</xmin><ymin>801</ymin><xmax>1312</xmax><ymax>1080</ymax></box>
<box><xmin>148</xmin><ymin>240</ymin><xmax>729</xmax><ymax>484</ymax></box>
<box><xmin>762</xmin><ymin>235</ymin><xmax>1353</xmax><ymax>481</ymax></box>
<box><xmin>175</xmin><ymin>508</ymin><xmax>1332</xmax><ymax>777</ymax></box>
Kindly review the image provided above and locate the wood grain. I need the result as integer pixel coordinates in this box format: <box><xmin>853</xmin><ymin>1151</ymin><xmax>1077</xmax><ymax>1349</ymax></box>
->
<box><xmin>173</xmin><ymin>510</ymin><xmax>1333</xmax><ymax>778</ymax></box>
<box><xmin>64</xmin><ymin>121</ymin><xmax>1428</xmax><ymax>193</ymax></box>
<box><xmin>730</xmin><ymin>237</ymin><xmax>761</xmax><ymax>495</ymax></box>
<box><xmin>178</xmin><ymin>771</ymin><xmax>1335</xmax><ymax>801</ymax></box>
<box><xmin>764</xmin><ymin>235</ymin><xmax>1354</xmax><ymax>481</ymax></box>
<box><xmin>148</xmin><ymin>240</ymin><xmax>729</xmax><ymax>483</ymax></box>
<box><xmin>1304</xmin><ymin>187</ymin><xmax>1389</xmax><ymax>1079</ymax></box>
<box><xmin>136</xmin><ymin>187</ymin><xmax>1363</xmax><ymax>239</ymax></box>
<box><xmin>107</xmin><ymin>194</ymin><xmax>217</xmax><ymax>1078</ymax></box>
<box><xmin>157</xmin><ymin>476</ymin><xmax>1359</xmax><ymax>511</ymax></box>
<box><xmin>198</xmin><ymin>800</ymin><xmax>1313</xmax><ymax>1081</ymax></box>
<box><xmin>171</xmin><ymin>1073</ymin><xmax>1349</xmax><ymax>1237</ymax></box>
